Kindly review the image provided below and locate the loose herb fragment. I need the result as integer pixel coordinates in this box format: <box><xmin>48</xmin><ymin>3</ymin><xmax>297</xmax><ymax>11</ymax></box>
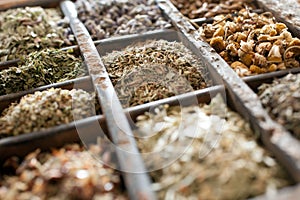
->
<box><xmin>0</xmin><ymin>7</ymin><xmax>75</xmax><ymax>62</ymax></box>
<box><xmin>258</xmin><ymin>73</ymin><xmax>300</xmax><ymax>139</ymax></box>
<box><xmin>76</xmin><ymin>0</ymin><xmax>171</xmax><ymax>40</ymax></box>
<box><xmin>102</xmin><ymin>40</ymin><xmax>210</xmax><ymax>107</ymax></box>
<box><xmin>199</xmin><ymin>9</ymin><xmax>300</xmax><ymax>76</ymax></box>
<box><xmin>170</xmin><ymin>0</ymin><xmax>255</xmax><ymax>19</ymax></box>
<box><xmin>0</xmin><ymin>49</ymin><xmax>86</xmax><ymax>96</ymax></box>
<box><xmin>0</xmin><ymin>88</ymin><xmax>95</xmax><ymax>137</ymax></box>
<box><xmin>134</xmin><ymin>94</ymin><xmax>292</xmax><ymax>199</ymax></box>
<box><xmin>0</xmin><ymin>144</ymin><xmax>127</xmax><ymax>200</ymax></box>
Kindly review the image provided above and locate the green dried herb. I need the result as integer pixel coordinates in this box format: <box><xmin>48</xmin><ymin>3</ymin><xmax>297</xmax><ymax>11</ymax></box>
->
<box><xmin>102</xmin><ymin>40</ymin><xmax>211</xmax><ymax>107</ymax></box>
<box><xmin>0</xmin><ymin>143</ymin><xmax>127</xmax><ymax>199</ymax></box>
<box><xmin>0</xmin><ymin>6</ymin><xmax>76</xmax><ymax>62</ymax></box>
<box><xmin>0</xmin><ymin>88</ymin><xmax>95</xmax><ymax>137</ymax></box>
<box><xmin>258</xmin><ymin>73</ymin><xmax>300</xmax><ymax>139</ymax></box>
<box><xmin>134</xmin><ymin>94</ymin><xmax>292</xmax><ymax>199</ymax></box>
<box><xmin>0</xmin><ymin>48</ymin><xmax>86</xmax><ymax>96</ymax></box>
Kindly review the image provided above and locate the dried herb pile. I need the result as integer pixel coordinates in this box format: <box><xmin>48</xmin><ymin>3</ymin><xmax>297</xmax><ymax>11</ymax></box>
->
<box><xmin>199</xmin><ymin>9</ymin><xmax>300</xmax><ymax>76</ymax></box>
<box><xmin>0</xmin><ymin>144</ymin><xmax>127</xmax><ymax>200</ymax></box>
<box><xmin>0</xmin><ymin>88</ymin><xmax>95</xmax><ymax>138</ymax></box>
<box><xmin>170</xmin><ymin>0</ymin><xmax>255</xmax><ymax>19</ymax></box>
<box><xmin>0</xmin><ymin>7</ymin><xmax>76</xmax><ymax>62</ymax></box>
<box><xmin>134</xmin><ymin>94</ymin><xmax>291</xmax><ymax>199</ymax></box>
<box><xmin>258</xmin><ymin>73</ymin><xmax>300</xmax><ymax>139</ymax></box>
<box><xmin>76</xmin><ymin>0</ymin><xmax>171</xmax><ymax>40</ymax></box>
<box><xmin>102</xmin><ymin>39</ymin><xmax>210</xmax><ymax>107</ymax></box>
<box><xmin>0</xmin><ymin>49</ymin><xmax>86</xmax><ymax>96</ymax></box>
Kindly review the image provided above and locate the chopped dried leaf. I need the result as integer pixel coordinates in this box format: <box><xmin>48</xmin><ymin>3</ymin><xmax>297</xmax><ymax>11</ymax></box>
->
<box><xmin>0</xmin><ymin>48</ymin><xmax>86</xmax><ymax>96</ymax></box>
<box><xmin>0</xmin><ymin>7</ymin><xmax>76</xmax><ymax>62</ymax></box>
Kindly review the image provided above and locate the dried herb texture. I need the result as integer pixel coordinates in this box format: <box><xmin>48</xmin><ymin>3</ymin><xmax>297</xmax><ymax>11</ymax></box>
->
<box><xmin>102</xmin><ymin>40</ymin><xmax>210</xmax><ymax>107</ymax></box>
<box><xmin>0</xmin><ymin>144</ymin><xmax>127</xmax><ymax>200</ymax></box>
<box><xmin>0</xmin><ymin>7</ymin><xmax>75</xmax><ymax>61</ymax></box>
<box><xmin>135</xmin><ymin>94</ymin><xmax>291</xmax><ymax>199</ymax></box>
<box><xmin>0</xmin><ymin>48</ymin><xmax>86</xmax><ymax>96</ymax></box>
<box><xmin>0</xmin><ymin>88</ymin><xmax>95</xmax><ymax>137</ymax></box>
<box><xmin>76</xmin><ymin>0</ymin><xmax>171</xmax><ymax>40</ymax></box>
<box><xmin>199</xmin><ymin>9</ymin><xmax>300</xmax><ymax>76</ymax></box>
<box><xmin>259</xmin><ymin>73</ymin><xmax>300</xmax><ymax>139</ymax></box>
<box><xmin>170</xmin><ymin>0</ymin><xmax>255</xmax><ymax>19</ymax></box>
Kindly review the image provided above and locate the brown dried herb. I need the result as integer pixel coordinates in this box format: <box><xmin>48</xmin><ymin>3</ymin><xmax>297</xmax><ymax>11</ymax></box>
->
<box><xmin>102</xmin><ymin>40</ymin><xmax>210</xmax><ymax>107</ymax></box>
<box><xmin>0</xmin><ymin>143</ymin><xmax>127</xmax><ymax>200</ymax></box>
<box><xmin>76</xmin><ymin>0</ymin><xmax>172</xmax><ymax>40</ymax></box>
<box><xmin>170</xmin><ymin>0</ymin><xmax>255</xmax><ymax>19</ymax></box>
<box><xmin>0</xmin><ymin>7</ymin><xmax>76</xmax><ymax>62</ymax></box>
<box><xmin>134</xmin><ymin>94</ymin><xmax>292</xmax><ymax>199</ymax></box>
<box><xmin>199</xmin><ymin>9</ymin><xmax>300</xmax><ymax>76</ymax></box>
<box><xmin>0</xmin><ymin>88</ymin><xmax>96</xmax><ymax>137</ymax></box>
<box><xmin>0</xmin><ymin>48</ymin><xmax>86</xmax><ymax>96</ymax></box>
<box><xmin>258</xmin><ymin>73</ymin><xmax>300</xmax><ymax>139</ymax></box>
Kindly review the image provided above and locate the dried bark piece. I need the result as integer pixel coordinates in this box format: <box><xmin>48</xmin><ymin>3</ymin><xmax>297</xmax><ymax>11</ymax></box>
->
<box><xmin>0</xmin><ymin>144</ymin><xmax>127</xmax><ymax>200</ymax></box>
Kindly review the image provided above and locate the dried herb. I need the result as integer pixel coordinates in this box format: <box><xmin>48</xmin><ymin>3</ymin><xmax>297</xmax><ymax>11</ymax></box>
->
<box><xmin>102</xmin><ymin>40</ymin><xmax>210</xmax><ymax>107</ymax></box>
<box><xmin>0</xmin><ymin>143</ymin><xmax>127</xmax><ymax>200</ymax></box>
<box><xmin>0</xmin><ymin>88</ymin><xmax>96</xmax><ymax>137</ymax></box>
<box><xmin>134</xmin><ymin>94</ymin><xmax>292</xmax><ymax>199</ymax></box>
<box><xmin>0</xmin><ymin>7</ymin><xmax>76</xmax><ymax>62</ymax></box>
<box><xmin>0</xmin><ymin>48</ymin><xmax>86</xmax><ymax>96</ymax></box>
<box><xmin>258</xmin><ymin>73</ymin><xmax>300</xmax><ymax>139</ymax></box>
<box><xmin>170</xmin><ymin>0</ymin><xmax>255</xmax><ymax>19</ymax></box>
<box><xmin>199</xmin><ymin>9</ymin><xmax>300</xmax><ymax>76</ymax></box>
<box><xmin>76</xmin><ymin>0</ymin><xmax>172</xmax><ymax>40</ymax></box>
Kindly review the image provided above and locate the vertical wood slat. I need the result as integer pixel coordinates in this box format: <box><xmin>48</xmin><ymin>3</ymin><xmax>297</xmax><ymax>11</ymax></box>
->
<box><xmin>60</xmin><ymin>1</ymin><xmax>157</xmax><ymax>200</ymax></box>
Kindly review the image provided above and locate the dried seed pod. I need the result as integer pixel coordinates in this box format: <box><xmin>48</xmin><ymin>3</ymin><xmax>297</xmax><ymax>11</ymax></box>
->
<box><xmin>0</xmin><ymin>144</ymin><xmax>127</xmax><ymax>199</ymax></box>
<box><xmin>0</xmin><ymin>7</ymin><xmax>76</xmax><ymax>62</ymax></box>
<box><xmin>0</xmin><ymin>49</ymin><xmax>86</xmax><ymax>96</ymax></box>
<box><xmin>134</xmin><ymin>94</ymin><xmax>292</xmax><ymax>199</ymax></box>
<box><xmin>0</xmin><ymin>88</ymin><xmax>96</xmax><ymax>137</ymax></box>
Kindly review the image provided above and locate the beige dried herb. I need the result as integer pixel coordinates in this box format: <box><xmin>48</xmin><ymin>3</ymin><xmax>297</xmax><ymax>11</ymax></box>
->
<box><xmin>0</xmin><ymin>143</ymin><xmax>127</xmax><ymax>200</ymax></box>
<box><xmin>102</xmin><ymin>40</ymin><xmax>210</xmax><ymax>107</ymax></box>
<box><xmin>0</xmin><ymin>48</ymin><xmax>86</xmax><ymax>96</ymax></box>
<box><xmin>0</xmin><ymin>88</ymin><xmax>95</xmax><ymax>137</ymax></box>
<box><xmin>134</xmin><ymin>94</ymin><xmax>292</xmax><ymax>199</ymax></box>
<box><xmin>76</xmin><ymin>0</ymin><xmax>171</xmax><ymax>40</ymax></box>
<box><xmin>0</xmin><ymin>6</ymin><xmax>76</xmax><ymax>62</ymax></box>
<box><xmin>258</xmin><ymin>73</ymin><xmax>300</xmax><ymax>139</ymax></box>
